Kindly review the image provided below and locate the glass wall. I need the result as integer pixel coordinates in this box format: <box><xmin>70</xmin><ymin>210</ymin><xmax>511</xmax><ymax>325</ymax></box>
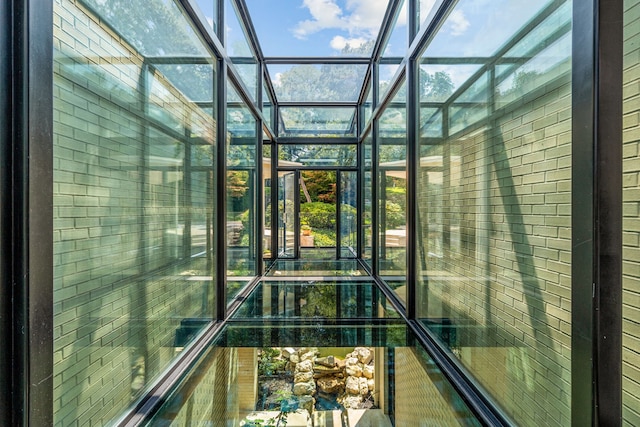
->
<box><xmin>378</xmin><ymin>82</ymin><xmax>408</xmax><ymax>305</ymax></box>
<box><xmin>226</xmin><ymin>82</ymin><xmax>258</xmax><ymax>300</ymax></box>
<box><xmin>363</xmin><ymin>133</ymin><xmax>373</xmax><ymax>267</ymax></box>
<box><xmin>417</xmin><ymin>1</ymin><xmax>572</xmax><ymax>425</ymax></box>
<box><xmin>224</xmin><ymin>0</ymin><xmax>258</xmax><ymax>101</ymax></box>
<box><xmin>623</xmin><ymin>0</ymin><xmax>640</xmax><ymax>424</ymax></box>
<box><xmin>53</xmin><ymin>0</ymin><xmax>217</xmax><ymax>424</ymax></box>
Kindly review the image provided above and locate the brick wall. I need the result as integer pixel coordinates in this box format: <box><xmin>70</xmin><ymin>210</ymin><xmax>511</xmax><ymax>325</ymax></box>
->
<box><xmin>53</xmin><ymin>0</ymin><xmax>216</xmax><ymax>425</ymax></box>
<box><xmin>623</xmin><ymin>0</ymin><xmax>640</xmax><ymax>425</ymax></box>
<box><xmin>418</xmin><ymin>75</ymin><xmax>572</xmax><ymax>424</ymax></box>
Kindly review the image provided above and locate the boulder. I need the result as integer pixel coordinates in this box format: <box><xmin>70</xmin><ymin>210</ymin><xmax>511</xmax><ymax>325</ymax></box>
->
<box><xmin>358</xmin><ymin>377</ymin><xmax>369</xmax><ymax>395</ymax></box>
<box><xmin>316</xmin><ymin>377</ymin><xmax>345</xmax><ymax>394</ymax></box>
<box><xmin>294</xmin><ymin>371</ymin><xmax>313</xmax><ymax>383</ymax></box>
<box><xmin>355</xmin><ymin>347</ymin><xmax>373</xmax><ymax>365</ymax></box>
<box><xmin>312</xmin><ymin>365</ymin><xmax>343</xmax><ymax>376</ymax></box>
<box><xmin>296</xmin><ymin>360</ymin><xmax>313</xmax><ymax>373</ymax></box>
<box><xmin>345</xmin><ymin>376</ymin><xmax>360</xmax><ymax>395</ymax></box>
<box><xmin>300</xmin><ymin>350</ymin><xmax>317</xmax><ymax>362</ymax></box>
<box><xmin>363</xmin><ymin>364</ymin><xmax>374</xmax><ymax>379</ymax></box>
<box><xmin>290</xmin><ymin>354</ymin><xmax>300</xmax><ymax>364</ymax></box>
<box><xmin>342</xmin><ymin>395</ymin><xmax>363</xmax><ymax>409</ymax></box>
<box><xmin>293</xmin><ymin>380</ymin><xmax>316</xmax><ymax>396</ymax></box>
<box><xmin>315</xmin><ymin>355</ymin><xmax>335</xmax><ymax>367</ymax></box>
<box><xmin>345</xmin><ymin>363</ymin><xmax>363</xmax><ymax>377</ymax></box>
<box><xmin>296</xmin><ymin>396</ymin><xmax>315</xmax><ymax>413</ymax></box>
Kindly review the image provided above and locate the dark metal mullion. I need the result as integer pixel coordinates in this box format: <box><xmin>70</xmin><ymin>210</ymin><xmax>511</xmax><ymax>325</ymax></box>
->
<box><xmin>277</xmin><ymin>101</ymin><xmax>358</xmax><ymax>107</ymax></box>
<box><xmin>406</xmin><ymin>58</ymin><xmax>418</xmax><ymax>320</ymax></box>
<box><xmin>572</xmin><ymin>1</ymin><xmax>622</xmax><ymax>426</ymax></box>
<box><xmin>216</xmin><ymin>61</ymin><xmax>228</xmax><ymax>321</ymax></box>
<box><xmin>372</xmin><ymin>0</ymin><xmax>403</xmax><ymax>62</ymax></box>
<box><xmin>371</xmin><ymin>62</ymin><xmax>380</xmax><ymax>276</ymax></box>
<box><xmin>264</xmin><ymin>57</ymin><xmax>371</xmax><ymax>65</ymax></box>
<box><xmin>256</xmin><ymin>62</ymin><xmax>264</xmax><ymax>272</ymax></box>
<box><xmin>4</xmin><ymin>1</ymin><xmax>54</xmax><ymax>425</ymax></box>
<box><xmin>294</xmin><ymin>170</ymin><xmax>301</xmax><ymax>259</ymax></box>
<box><xmin>270</xmin><ymin>141</ymin><xmax>278</xmax><ymax>263</ymax></box>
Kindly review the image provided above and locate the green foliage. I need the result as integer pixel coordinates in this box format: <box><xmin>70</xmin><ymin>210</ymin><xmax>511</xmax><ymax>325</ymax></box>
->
<box><xmin>385</xmin><ymin>201</ymin><xmax>405</xmax><ymax>229</ymax></box>
<box><xmin>258</xmin><ymin>348</ymin><xmax>287</xmax><ymax>376</ymax></box>
<box><xmin>300</xmin><ymin>202</ymin><xmax>336</xmax><ymax>229</ymax></box>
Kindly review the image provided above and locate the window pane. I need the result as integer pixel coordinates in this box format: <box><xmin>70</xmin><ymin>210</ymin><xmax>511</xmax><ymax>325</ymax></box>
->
<box><xmin>279</xmin><ymin>107</ymin><xmax>357</xmax><ymax>138</ymax></box>
<box><xmin>417</xmin><ymin>1</ymin><xmax>572</xmax><ymax>425</ymax></box>
<box><xmin>278</xmin><ymin>144</ymin><xmax>357</xmax><ymax>167</ymax></box>
<box><xmin>53</xmin><ymin>0</ymin><xmax>217</xmax><ymax>424</ymax></box>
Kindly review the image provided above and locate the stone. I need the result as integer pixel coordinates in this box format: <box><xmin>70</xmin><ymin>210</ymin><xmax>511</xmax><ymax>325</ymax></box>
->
<box><xmin>345</xmin><ymin>376</ymin><xmax>360</xmax><ymax>395</ymax></box>
<box><xmin>313</xmin><ymin>365</ymin><xmax>342</xmax><ymax>375</ymax></box>
<box><xmin>315</xmin><ymin>355</ymin><xmax>335</xmax><ymax>367</ymax></box>
<box><xmin>282</xmin><ymin>347</ymin><xmax>296</xmax><ymax>359</ymax></box>
<box><xmin>358</xmin><ymin>377</ymin><xmax>369</xmax><ymax>395</ymax></box>
<box><xmin>296</xmin><ymin>360</ymin><xmax>313</xmax><ymax>373</ymax></box>
<box><xmin>316</xmin><ymin>377</ymin><xmax>345</xmax><ymax>394</ymax></box>
<box><xmin>290</xmin><ymin>354</ymin><xmax>300</xmax><ymax>364</ymax></box>
<box><xmin>355</xmin><ymin>347</ymin><xmax>373</xmax><ymax>365</ymax></box>
<box><xmin>345</xmin><ymin>363</ymin><xmax>363</xmax><ymax>377</ymax></box>
<box><xmin>296</xmin><ymin>396</ymin><xmax>315</xmax><ymax>414</ymax></box>
<box><xmin>300</xmin><ymin>351</ymin><xmax>317</xmax><ymax>362</ymax></box>
<box><xmin>335</xmin><ymin>357</ymin><xmax>346</xmax><ymax>368</ymax></box>
<box><xmin>293</xmin><ymin>381</ymin><xmax>316</xmax><ymax>396</ymax></box>
<box><xmin>342</xmin><ymin>395</ymin><xmax>363</xmax><ymax>409</ymax></box>
<box><xmin>294</xmin><ymin>371</ymin><xmax>313</xmax><ymax>383</ymax></box>
<box><xmin>363</xmin><ymin>364</ymin><xmax>374</xmax><ymax>379</ymax></box>
<box><xmin>367</xmin><ymin>378</ymin><xmax>375</xmax><ymax>391</ymax></box>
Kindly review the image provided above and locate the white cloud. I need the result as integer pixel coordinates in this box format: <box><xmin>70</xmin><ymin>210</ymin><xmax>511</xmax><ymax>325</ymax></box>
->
<box><xmin>292</xmin><ymin>0</ymin><xmax>389</xmax><ymax>40</ymax></box>
<box><xmin>272</xmin><ymin>72</ymin><xmax>283</xmax><ymax>87</ymax></box>
<box><xmin>448</xmin><ymin>10</ymin><xmax>470</xmax><ymax>36</ymax></box>
<box><xmin>330</xmin><ymin>35</ymin><xmax>367</xmax><ymax>51</ymax></box>
<box><xmin>293</xmin><ymin>0</ymin><xmax>347</xmax><ymax>39</ymax></box>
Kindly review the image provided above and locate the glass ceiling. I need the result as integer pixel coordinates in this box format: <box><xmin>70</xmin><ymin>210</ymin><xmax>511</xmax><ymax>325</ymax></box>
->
<box><xmin>244</xmin><ymin>0</ymin><xmax>390</xmax><ymax>57</ymax></box>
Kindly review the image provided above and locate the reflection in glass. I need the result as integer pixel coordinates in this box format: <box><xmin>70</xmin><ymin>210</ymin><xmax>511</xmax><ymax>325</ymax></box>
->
<box><xmin>278</xmin><ymin>144</ymin><xmax>357</xmax><ymax>167</ymax></box>
<box><xmin>53</xmin><ymin>0</ymin><xmax>217</xmax><ymax>424</ymax></box>
<box><xmin>268</xmin><ymin>63</ymin><xmax>369</xmax><ymax>103</ymax></box>
<box><xmin>417</xmin><ymin>1</ymin><xmax>572</xmax><ymax>425</ymax></box>
<box><xmin>363</xmin><ymin>134</ymin><xmax>373</xmax><ymax>267</ymax></box>
<box><xmin>144</xmin><ymin>322</ymin><xmax>481</xmax><ymax>426</ymax></box>
<box><xmin>225</xmin><ymin>0</ymin><xmax>258</xmax><ymax>100</ymax></box>
<box><xmin>378</xmin><ymin>82</ymin><xmax>407</xmax><ymax>305</ymax></box>
<box><xmin>279</xmin><ymin>107</ymin><xmax>357</xmax><ymax>138</ymax></box>
<box><xmin>278</xmin><ymin>172</ymin><xmax>296</xmax><ymax>258</ymax></box>
<box><xmin>227</xmin><ymin>82</ymin><xmax>257</xmax><ymax>297</ymax></box>
<box><xmin>340</xmin><ymin>172</ymin><xmax>358</xmax><ymax>258</ymax></box>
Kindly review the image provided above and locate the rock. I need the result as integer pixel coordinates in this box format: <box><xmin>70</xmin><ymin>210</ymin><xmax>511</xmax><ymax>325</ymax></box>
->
<box><xmin>313</xmin><ymin>365</ymin><xmax>343</xmax><ymax>375</ymax></box>
<box><xmin>297</xmin><ymin>396</ymin><xmax>315</xmax><ymax>413</ymax></box>
<box><xmin>345</xmin><ymin>363</ymin><xmax>363</xmax><ymax>377</ymax></box>
<box><xmin>294</xmin><ymin>371</ymin><xmax>313</xmax><ymax>383</ymax></box>
<box><xmin>345</xmin><ymin>357</ymin><xmax>358</xmax><ymax>366</ymax></box>
<box><xmin>355</xmin><ymin>347</ymin><xmax>373</xmax><ymax>365</ymax></box>
<box><xmin>300</xmin><ymin>351</ymin><xmax>317</xmax><ymax>362</ymax></box>
<box><xmin>296</xmin><ymin>360</ymin><xmax>313</xmax><ymax>373</ymax></box>
<box><xmin>290</xmin><ymin>354</ymin><xmax>300</xmax><ymax>364</ymax></box>
<box><xmin>282</xmin><ymin>347</ymin><xmax>296</xmax><ymax>359</ymax></box>
<box><xmin>367</xmin><ymin>378</ymin><xmax>375</xmax><ymax>392</ymax></box>
<box><xmin>315</xmin><ymin>355</ymin><xmax>335</xmax><ymax>367</ymax></box>
<box><xmin>293</xmin><ymin>380</ymin><xmax>316</xmax><ymax>396</ymax></box>
<box><xmin>358</xmin><ymin>377</ymin><xmax>369</xmax><ymax>395</ymax></box>
<box><xmin>335</xmin><ymin>357</ymin><xmax>346</xmax><ymax>368</ymax></box>
<box><xmin>342</xmin><ymin>395</ymin><xmax>363</xmax><ymax>408</ymax></box>
<box><xmin>345</xmin><ymin>376</ymin><xmax>360</xmax><ymax>395</ymax></box>
<box><xmin>363</xmin><ymin>364</ymin><xmax>374</xmax><ymax>379</ymax></box>
<box><xmin>316</xmin><ymin>377</ymin><xmax>344</xmax><ymax>394</ymax></box>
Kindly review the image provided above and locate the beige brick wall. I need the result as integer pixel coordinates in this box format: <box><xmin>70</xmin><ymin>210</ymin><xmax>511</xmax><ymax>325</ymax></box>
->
<box><xmin>53</xmin><ymin>0</ymin><xmax>216</xmax><ymax>425</ymax></box>
<box><xmin>394</xmin><ymin>347</ymin><xmax>467</xmax><ymax>426</ymax></box>
<box><xmin>418</xmin><ymin>74</ymin><xmax>572</xmax><ymax>424</ymax></box>
<box><xmin>623</xmin><ymin>0</ymin><xmax>640</xmax><ymax>425</ymax></box>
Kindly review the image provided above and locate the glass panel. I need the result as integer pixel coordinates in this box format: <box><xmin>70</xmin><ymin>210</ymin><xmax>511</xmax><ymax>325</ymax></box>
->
<box><xmin>300</xmin><ymin>170</ymin><xmax>337</xmax><ymax>256</ymax></box>
<box><xmin>53</xmin><ymin>0</ymin><xmax>217</xmax><ymax>424</ymax></box>
<box><xmin>268</xmin><ymin>64</ymin><xmax>369</xmax><ymax>103</ymax></box>
<box><xmin>279</xmin><ymin>107</ymin><xmax>357</xmax><ymax>138</ymax></box>
<box><xmin>226</xmin><ymin>82</ymin><xmax>258</xmax><ymax>297</ymax></box>
<box><xmin>278</xmin><ymin>144</ymin><xmax>357</xmax><ymax>167</ymax></box>
<box><xmin>379</xmin><ymin>0</ymin><xmax>406</xmax><ymax>100</ymax></box>
<box><xmin>417</xmin><ymin>1</ymin><xmax>572</xmax><ymax>425</ymax></box>
<box><xmin>144</xmin><ymin>322</ymin><xmax>482</xmax><ymax>426</ymax></box>
<box><xmin>624</xmin><ymin>0</ymin><xmax>640</xmax><ymax>424</ymax></box>
<box><xmin>364</xmin><ymin>80</ymin><xmax>374</xmax><ymax>127</ymax></box>
<box><xmin>278</xmin><ymin>172</ymin><xmax>296</xmax><ymax>258</ymax></box>
<box><xmin>233</xmin><ymin>281</ymin><xmax>399</xmax><ymax>319</ymax></box>
<box><xmin>194</xmin><ymin>0</ymin><xmax>218</xmax><ymax>34</ymax></box>
<box><xmin>363</xmin><ymin>133</ymin><xmax>373</xmax><ymax>266</ymax></box>
<box><xmin>265</xmin><ymin>259</ymin><xmax>365</xmax><ymax>277</ymax></box>
<box><xmin>378</xmin><ymin>82</ymin><xmax>407</xmax><ymax>306</ymax></box>
<box><xmin>262</xmin><ymin>78</ymin><xmax>272</xmax><ymax>130</ymax></box>
<box><xmin>225</xmin><ymin>0</ymin><xmax>258</xmax><ymax>101</ymax></box>
<box><xmin>418</xmin><ymin>0</ymin><xmax>438</xmax><ymax>33</ymax></box>
<box><xmin>340</xmin><ymin>172</ymin><xmax>358</xmax><ymax>258</ymax></box>
<box><xmin>244</xmin><ymin>0</ymin><xmax>384</xmax><ymax>56</ymax></box>
<box><xmin>78</xmin><ymin>0</ymin><xmax>210</xmax><ymax>57</ymax></box>
<box><xmin>263</xmin><ymin>145</ymin><xmax>272</xmax><ymax>260</ymax></box>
